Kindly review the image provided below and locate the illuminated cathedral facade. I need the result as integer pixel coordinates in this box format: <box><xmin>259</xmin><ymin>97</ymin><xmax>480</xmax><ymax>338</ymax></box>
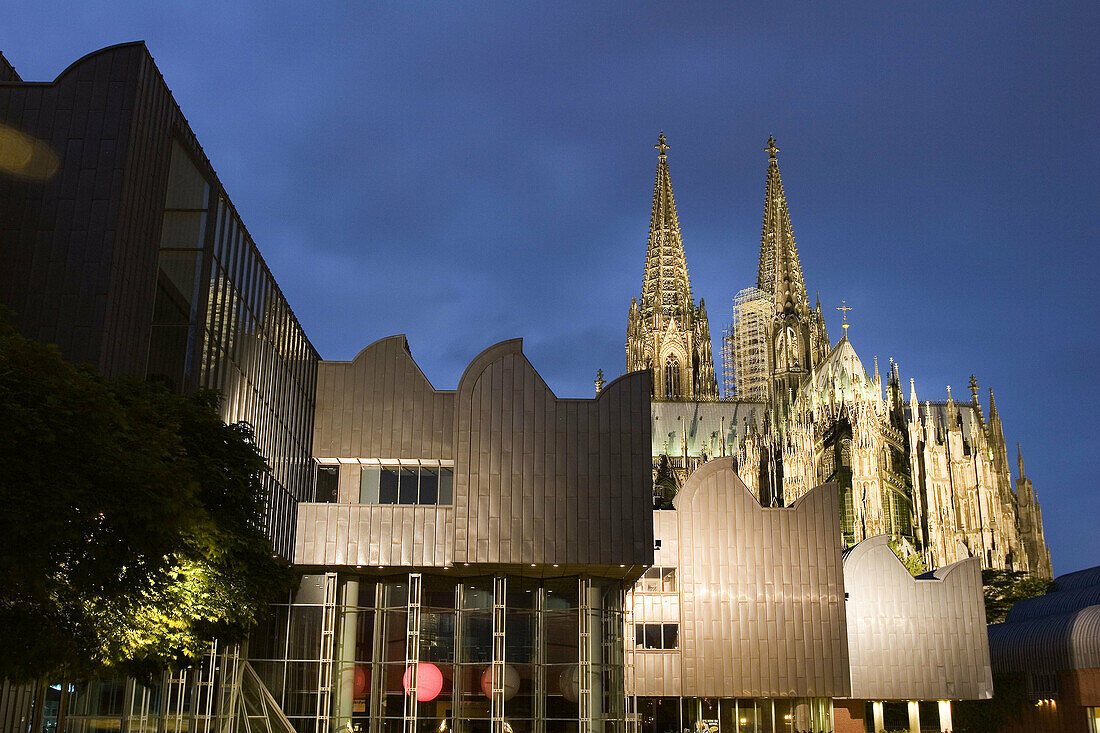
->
<box><xmin>625</xmin><ymin>134</ymin><xmax>1052</xmax><ymax>578</ymax></box>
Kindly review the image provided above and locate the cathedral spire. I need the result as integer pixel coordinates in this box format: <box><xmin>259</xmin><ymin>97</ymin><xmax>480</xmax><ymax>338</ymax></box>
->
<box><xmin>757</xmin><ymin>135</ymin><xmax>808</xmax><ymax>317</ymax></box>
<box><xmin>988</xmin><ymin>387</ymin><xmax>1001</xmax><ymax>424</ymax></box>
<box><xmin>626</xmin><ymin>133</ymin><xmax>718</xmax><ymax>400</ymax></box>
<box><xmin>640</xmin><ymin>132</ymin><xmax>692</xmax><ymax>321</ymax></box>
<box><xmin>1017</xmin><ymin>442</ymin><xmax>1026</xmax><ymax>479</ymax></box>
<box><xmin>969</xmin><ymin>374</ymin><xmax>985</xmax><ymax>424</ymax></box>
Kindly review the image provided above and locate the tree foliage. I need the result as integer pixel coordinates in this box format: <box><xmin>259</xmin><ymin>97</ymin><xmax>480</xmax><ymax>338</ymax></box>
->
<box><xmin>888</xmin><ymin>538</ymin><xmax>927</xmax><ymax>576</ymax></box>
<box><xmin>952</xmin><ymin>673</ymin><xmax>1029</xmax><ymax>732</ymax></box>
<box><xmin>981</xmin><ymin>568</ymin><xmax>1054</xmax><ymax>625</ymax></box>
<box><xmin>0</xmin><ymin>313</ymin><xmax>294</xmax><ymax>682</ymax></box>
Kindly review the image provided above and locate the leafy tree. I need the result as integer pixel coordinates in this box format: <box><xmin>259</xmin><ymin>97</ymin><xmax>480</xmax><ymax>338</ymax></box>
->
<box><xmin>0</xmin><ymin>312</ymin><xmax>294</xmax><ymax>682</ymax></box>
<box><xmin>653</xmin><ymin>454</ymin><xmax>677</xmax><ymax>509</ymax></box>
<box><xmin>888</xmin><ymin>538</ymin><xmax>927</xmax><ymax>576</ymax></box>
<box><xmin>982</xmin><ymin>568</ymin><xmax>1054</xmax><ymax>625</ymax></box>
<box><xmin>953</xmin><ymin>673</ymin><xmax>1029</xmax><ymax>732</ymax></box>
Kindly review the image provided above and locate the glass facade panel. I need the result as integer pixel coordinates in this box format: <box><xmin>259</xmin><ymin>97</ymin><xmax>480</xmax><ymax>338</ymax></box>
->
<box><xmin>316</xmin><ymin>465</ymin><xmax>339</xmax><ymax>503</ymax></box>
<box><xmin>419</xmin><ymin>468</ymin><xmax>439</xmax><ymax>504</ymax></box>
<box><xmin>439</xmin><ymin>468</ymin><xmax>454</xmax><ymax>504</ymax></box>
<box><xmin>153</xmin><ymin>249</ymin><xmax>203</xmax><ymax>324</ymax></box>
<box><xmin>165</xmin><ymin>141</ymin><xmax>210</xmax><ymax>209</ymax></box>
<box><xmin>160</xmin><ymin>210</ymin><xmax>207</xmax><ymax>249</ymax></box>
<box><xmin>399</xmin><ymin>468</ymin><xmax>419</xmax><ymax>504</ymax></box>
<box><xmin>299</xmin><ymin>573</ymin><xmax>629</xmax><ymax>733</ymax></box>
<box><xmin>360</xmin><ymin>466</ymin><xmax>380</xmax><ymax>503</ymax></box>
<box><xmin>379</xmin><ymin>468</ymin><xmax>399</xmax><ymax>504</ymax></box>
<box><xmin>662</xmin><ymin>623</ymin><xmax>678</xmax><ymax>650</ymax></box>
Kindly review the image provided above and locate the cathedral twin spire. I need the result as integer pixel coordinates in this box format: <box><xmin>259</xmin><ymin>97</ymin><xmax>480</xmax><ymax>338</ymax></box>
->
<box><xmin>639</xmin><ymin>132</ymin><xmax>694</xmax><ymax>322</ymax></box>
<box><xmin>629</xmin><ymin>132</ymin><xmax>826</xmax><ymax>403</ymax></box>
<box><xmin>757</xmin><ymin>135</ymin><xmax>810</xmax><ymax>319</ymax></box>
<box><xmin>627</xmin><ymin>133</ymin><xmax>718</xmax><ymax>401</ymax></box>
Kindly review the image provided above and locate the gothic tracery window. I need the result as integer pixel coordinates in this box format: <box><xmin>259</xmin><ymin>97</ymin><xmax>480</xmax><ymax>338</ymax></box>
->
<box><xmin>665</xmin><ymin>356</ymin><xmax>681</xmax><ymax>399</ymax></box>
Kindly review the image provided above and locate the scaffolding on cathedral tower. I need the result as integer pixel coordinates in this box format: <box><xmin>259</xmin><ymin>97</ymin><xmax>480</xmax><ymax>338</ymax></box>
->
<box><xmin>723</xmin><ymin>286</ymin><xmax>771</xmax><ymax>400</ymax></box>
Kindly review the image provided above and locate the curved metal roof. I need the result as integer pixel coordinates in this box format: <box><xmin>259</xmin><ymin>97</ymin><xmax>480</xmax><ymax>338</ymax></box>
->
<box><xmin>1008</xmin><ymin>585</ymin><xmax>1100</xmax><ymax>622</ymax></box>
<box><xmin>988</xmin><ymin>604</ymin><xmax>1100</xmax><ymax>674</ymax></box>
<box><xmin>1006</xmin><ymin>564</ymin><xmax>1100</xmax><ymax>622</ymax></box>
<box><xmin>1053</xmin><ymin>565</ymin><xmax>1100</xmax><ymax>591</ymax></box>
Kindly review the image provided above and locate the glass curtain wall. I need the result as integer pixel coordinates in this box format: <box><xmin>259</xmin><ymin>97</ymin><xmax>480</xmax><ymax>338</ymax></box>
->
<box><xmin>148</xmin><ymin>138</ymin><xmax>320</xmax><ymax>559</ymax></box>
<box><xmin>199</xmin><ymin>190</ymin><xmax>319</xmax><ymax>558</ymax></box>
<box><xmin>285</xmin><ymin>573</ymin><xmax>629</xmax><ymax>733</ymax></box>
<box><xmin>638</xmin><ymin>697</ymin><xmax>832</xmax><ymax>733</ymax></box>
<box><xmin>38</xmin><ymin>644</ymin><xmax>237</xmax><ymax>733</ymax></box>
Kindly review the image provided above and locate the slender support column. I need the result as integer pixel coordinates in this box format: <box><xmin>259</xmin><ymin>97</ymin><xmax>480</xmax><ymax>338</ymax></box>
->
<box><xmin>937</xmin><ymin>701</ymin><xmax>952</xmax><ymax>733</ymax></box>
<box><xmin>335</xmin><ymin>578</ymin><xmax>360</xmax><ymax>731</ymax></box>
<box><xmin>369</xmin><ymin>584</ymin><xmax>385</xmax><ymax>733</ymax></box>
<box><xmin>534</xmin><ymin>586</ymin><xmax>546</xmax><ymax>733</ymax></box>
<box><xmin>872</xmin><ymin>701</ymin><xmax>884</xmax><ymax>733</ymax></box>
<box><xmin>491</xmin><ymin>577</ymin><xmax>508</xmax><ymax>733</ymax></box>
<box><xmin>404</xmin><ymin>573</ymin><xmax>423</xmax><ymax>733</ymax></box>
<box><xmin>907</xmin><ymin>701</ymin><xmax>920</xmax><ymax>733</ymax></box>
<box><xmin>578</xmin><ymin>578</ymin><xmax>593</xmax><ymax>733</ymax></box>
<box><xmin>318</xmin><ymin>573</ymin><xmax>339</xmax><ymax>733</ymax></box>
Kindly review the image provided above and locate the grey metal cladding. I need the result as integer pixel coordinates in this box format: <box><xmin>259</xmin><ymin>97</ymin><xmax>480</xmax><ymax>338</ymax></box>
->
<box><xmin>307</xmin><ymin>336</ymin><xmax>653</xmax><ymax>570</ymax></box>
<box><xmin>294</xmin><ymin>504</ymin><xmax>454</xmax><ymax>567</ymax></box>
<box><xmin>671</xmin><ymin>458</ymin><xmax>850</xmax><ymax>698</ymax></box>
<box><xmin>453</xmin><ymin>340</ymin><xmax>653</xmax><ymax>567</ymax></box>
<box><xmin>843</xmin><ymin>536</ymin><xmax>993</xmax><ymax>700</ymax></box>
<box><xmin>312</xmin><ymin>335</ymin><xmax>454</xmax><ymax>461</ymax></box>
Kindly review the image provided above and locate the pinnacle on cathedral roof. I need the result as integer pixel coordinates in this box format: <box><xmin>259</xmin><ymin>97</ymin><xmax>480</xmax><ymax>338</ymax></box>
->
<box><xmin>639</xmin><ymin>132</ymin><xmax>694</xmax><ymax>321</ymax></box>
<box><xmin>757</xmin><ymin>135</ymin><xmax>809</xmax><ymax>318</ymax></box>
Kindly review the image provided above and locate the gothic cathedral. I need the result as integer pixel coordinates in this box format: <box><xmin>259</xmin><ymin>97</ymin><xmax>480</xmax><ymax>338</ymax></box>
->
<box><xmin>624</xmin><ymin>133</ymin><xmax>1052</xmax><ymax>579</ymax></box>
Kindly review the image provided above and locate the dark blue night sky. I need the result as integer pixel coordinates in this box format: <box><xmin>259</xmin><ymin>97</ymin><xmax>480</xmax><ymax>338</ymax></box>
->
<box><xmin>4</xmin><ymin>2</ymin><xmax>1098</xmax><ymax>573</ymax></box>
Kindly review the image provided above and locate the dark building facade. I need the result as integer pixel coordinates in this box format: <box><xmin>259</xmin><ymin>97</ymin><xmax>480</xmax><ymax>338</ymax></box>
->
<box><xmin>0</xmin><ymin>42</ymin><xmax>319</xmax><ymax>558</ymax></box>
<box><xmin>0</xmin><ymin>43</ymin><xmax>319</xmax><ymax>733</ymax></box>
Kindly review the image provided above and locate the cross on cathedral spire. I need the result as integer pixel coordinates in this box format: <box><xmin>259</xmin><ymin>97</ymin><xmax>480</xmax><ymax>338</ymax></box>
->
<box><xmin>655</xmin><ymin>131</ymin><xmax>670</xmax><ymax>158</ymax></box>
<box><xmin>837</xmin><ymin>300</ymin><xmax>852</xmax><ymax>334</ymax></box>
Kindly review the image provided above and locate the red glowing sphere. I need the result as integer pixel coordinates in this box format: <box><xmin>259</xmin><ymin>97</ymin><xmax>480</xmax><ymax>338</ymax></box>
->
<box><xmin>402</xmin><ymin>662</ymin><xmax>444</xmax><ymax>701</ymax></box>
<box><xmin>353</xmin><ymin>666</ymin><xmax>369</xmax><ymax>697</ymax></box>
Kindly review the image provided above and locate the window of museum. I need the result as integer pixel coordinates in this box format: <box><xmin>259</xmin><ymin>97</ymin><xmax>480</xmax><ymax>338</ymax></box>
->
<box><xmin>359</xmin><ymin>465</ymin><xmax>454</xmax><ymax>505</ymax></box>
<box><xmin>637</xmin><ymin>567</ymin><xmax>676</xmax><ymax>593</ymax></box>
<box><xmin>315</xmin><ymin>465</ymin><xmax>338</xmax><ymax>502</ymax></box>
<box><xmin>634</xmin><ymin>623</ymin><xmax>678</xmax><ymax>650</ymax></box>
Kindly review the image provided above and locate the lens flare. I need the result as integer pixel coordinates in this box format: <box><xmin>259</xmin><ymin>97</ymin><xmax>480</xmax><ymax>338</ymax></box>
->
<box><xmin>0</xmin><ymin>125</ymin><xmax>59</xmax><ymax>181</ymax></box>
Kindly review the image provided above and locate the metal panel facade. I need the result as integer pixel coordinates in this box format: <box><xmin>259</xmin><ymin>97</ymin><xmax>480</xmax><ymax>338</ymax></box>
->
<box><xmin>672</xmin><ymin>459</ymin><xmax>850</xmax><ymax>699</ymax></box>
<box><xmin>312</xmin><ymin>335</ymin><xmax>454</xmax><ymax>462</ymax></box>
<box><xmin>300</xmin><ymin>337</ymin><xmax>654</xmax><ymax>571</ymax></box>
<box><xmin>843</xmin><ymin>536</ymin><xmax>993</xmax><ymax>700</ymax></box>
